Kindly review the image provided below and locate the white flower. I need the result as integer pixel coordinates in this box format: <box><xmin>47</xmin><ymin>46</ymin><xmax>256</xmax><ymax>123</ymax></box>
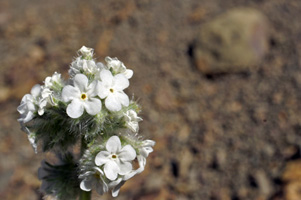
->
<box><xmin>37</xmin><ymin>87</ymin><xmax>55</xmax><ymax>116</ymax></box>
<box><xmin>123</xmin><ymin>140</ymin><xmax>155</xmax><ymax>181</ymax></box>
<box><xmin>97</xmin><ymin>69</ymin><xmax>129</xmax><ymax>112</ymax></box>
<box><xmin>124</xmin><ymin>110</ymin><xmax>142</xmax><ymax>132</ymax></box>
<box><xmin>139</xmin><ymin>140</ymin><xmax>155</xmax><ymax>158</ymax></box>
<box><xmin>17</xmin><ymin>84</ymin><xmax>41</xmax><ymax>123</ymax></box>
<box><xmin>105</xmin><ymin>56</ymin><xmax>133</xmax><ymax>79</ymax></box>
<box><xmin>80</xmin><ymin>167</ymin><xmax>109</xmax><ymax>195</ymax></box>
<box><xmin>69</xmin><ymin>58</ymin><xmax>100</xmax><ymax>77</ymax></box>
<box><xmin>68</xmin><ymin>46</ymin><xmax>101</xmax><ymax>77</ymax></box>
<box><xmin>62</xmin><ymin>74</ymin><xmax>101</xmax><ymax>118</ymax></box>
<box><xmin>95</xmin><ymin>136</ymin><xmax>136</xmax><ymax>181</ymax></box>
<box><xmin>108</xmin><ymin>178</ymin><xmax>124</xmax><ymax>197</ymax></box>
<box><xmin>123</xmin><ymin>155</ymin><xmax>146</xmax><ymax>181</ymax></box>
<box><xmin>44</xmin><ymin>72</ymin><xmax>63</xmax><ymax>90</ymax></box>
<box><xmin>79</xmin><ymin>46</ymin><xmax>94</xmax><ymax>59</ymax></box>
<box><xmin>97</xmin><ymin>62</ymin><xmax>106</xmax><ymax>70</ymax></box>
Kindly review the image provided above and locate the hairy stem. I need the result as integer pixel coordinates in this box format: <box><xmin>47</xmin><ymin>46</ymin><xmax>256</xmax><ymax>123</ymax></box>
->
<box><xmin>79</xmin><ymin>190</ymin><xmax>91</xmax><ymax>200</ymax></box>
<box><xmin>79</xmin><ymin>136</ymin><xmax>91</xmax><ymax>200</ymax></box>
<box><xmin>81</xmin><ymin>136</ymin><xmax>87</xmax><ymax>156</ymax></box>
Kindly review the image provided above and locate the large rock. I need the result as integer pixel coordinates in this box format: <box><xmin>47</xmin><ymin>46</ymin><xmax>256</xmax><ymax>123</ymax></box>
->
<box><xmin>194</xmin><ymin>8</ymin><xmax>269</xmax><ymax>74</ymax></box>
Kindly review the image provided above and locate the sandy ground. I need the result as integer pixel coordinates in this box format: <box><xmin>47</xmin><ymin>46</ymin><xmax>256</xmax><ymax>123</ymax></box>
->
<box><xmin>1</xmin><ymin>0</ymin><xmax>301</xmax><ymax>199</ymax></box>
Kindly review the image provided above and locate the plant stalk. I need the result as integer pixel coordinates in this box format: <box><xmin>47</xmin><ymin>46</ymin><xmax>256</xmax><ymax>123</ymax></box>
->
<box><xmin>79</xmin><ymin>190</ymin><xmax>91</xmax><ymax>200</ymax></box>
<box><xmin>79</xmin><ymin>136</ymin><xmax>91</xmax><ymax>200</ymax></box>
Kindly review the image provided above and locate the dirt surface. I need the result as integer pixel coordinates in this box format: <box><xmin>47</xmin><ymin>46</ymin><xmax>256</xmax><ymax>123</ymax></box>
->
<box><xmin>1</xmin><ymin>0</ymin><xmax>301</xmax><ymax>199</ymax></box>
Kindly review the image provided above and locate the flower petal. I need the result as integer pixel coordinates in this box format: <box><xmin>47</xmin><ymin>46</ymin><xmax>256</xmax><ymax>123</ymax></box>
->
<box><xmin>26</xmin><ymin>101</ymin><xmax>36</xmax><ymax>111</ymax></box>
<box><xmin>93</xmin><ymin>167</ymin><xmax>104</xmax><ymax>175</ymax></box>
<box><xmin>20</xmin><ymin>111</ymin><xmax>35</xmax><ymax>124</ymax></box>
<box><xmin>142</xmin><ymin>140</ymin><xmax>156</xmax><ymax>147</ymax></box>
<box><xmin>73</xmin><ymin>74</ymin><xmax>89</xmax><ymax>92</ymax></box>
<box><xmin>113</xmin><ymin>74</ymin><xmax>129</xmax><ymax>91</ymax></box>
<box><xmin>140</xmin><ymin>147</ymin><xmax>153</xmax><ymax>158</ymax></box>
<box><xmin>62</xmin><ymin>85</ymin><xmax>80</xmax><ymax>102</ymax></box>
<box><xmin>106</xmin><ymin>136</ymin><xmax>121</xmax><ymax>153</ymax></box>
<box><xmin>31</xmin><ymin>84</ymin><xmax>41</xmax><ymax>97</ymax></box>
<box><xmin>119</xmin><ymin>145</ymin><xmax>136</xmax><ymax>162</ymax></box>
<box><xmin>86</xmin><ymin>80</ymin><xmax>98</xmax><ymax>97</ymax></box>
<box><xmin>95</xmin><ymin>180</ymin><xmax>108</xmax><ymax>195</ymax></box>
<box><xmin>124</xmin><ymin>155</ymin><xmax>146</xmax><ymax>180</ymax></box>
<box><xmin>99</xmin><ymin>69</ymin><xmax>113</xmax><ymax>85</ymax></box>
<box><xmin>80</xmin><ymin>179</ymin><xmax>92</xmax><ymax>191</ymax></box>
<box><xmin>115</xmin><ymin>91</ymin><xmax>129</xmax><ymax>107</ymax></box>
<box><xmin>84</xmin><ymin>98</ymin><xmax>102</xmax><ymax>115</ymax></box>
<box><xmin>124</xmin><ymin>69</ymin><xmax>133</xmax><ymax>79</ymax></box>
<box><xmin>66</xmin><ymin>99</ymin><xmax>84</xmax><ymax>118</ymax></box>
<box><xmin>109</xmin><ymin>178</ymin><xmax>124</xmax><ymax>197</ymax></box>
<box><xmin>95</xmin><ymin>151</ymin><xmax>110</xmax><ymax>166</ymax></box>
<box><xmin>104</xmin><ymin>161</ymin><xmax>119</xmax><ymax>181</ymax></box>
<box><xmin>108</xmin><ymin>177</ymin><xmax>123</xmax><ymax>188</ymax></box>
<box><xmin>105</xmin><ymin>94</ymin><xmax>122</xmax><ymax>112</ymax></box>
<box><xmin>97</xmin><ymin>82</ymin><xmax>110</xmax><ymax>99</ymax></box>
<box><xmin>97</xmin><ymin>62</ymin><xmax>106</xmax><ymax>71</ymax></box>
<box><xmin>118</xmin><ymin>161</ymin><xmax>132</xmax><ymax>175</ymax></box>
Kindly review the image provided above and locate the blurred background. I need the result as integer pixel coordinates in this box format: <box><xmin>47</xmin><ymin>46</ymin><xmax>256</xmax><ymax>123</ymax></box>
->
<box><xmin>1</xmin><ymin>0</ymin><xmax>301</xmax><ymax>199</ymax></box>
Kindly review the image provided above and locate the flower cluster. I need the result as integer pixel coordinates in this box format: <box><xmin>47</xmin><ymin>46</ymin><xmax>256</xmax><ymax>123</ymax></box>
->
<box><xmin>17</xmin><ymin>46</ymin><xmax>155</xmax><ymax>199</ymax></box>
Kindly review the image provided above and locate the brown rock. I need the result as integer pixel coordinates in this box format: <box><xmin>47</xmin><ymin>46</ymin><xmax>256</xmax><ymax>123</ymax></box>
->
<box><xmin>282</xmin><ymin>160</ymin><xmax>301</xmax><ymax>182</ymax></box>
<box><xmin>255</xmin><ymin>170</ymin><xmax>273</xmax><ymax>197</ymax></box>
<box><xmin>282</xmin><ymin>160</ymin><xmax>301</xmax><ymax>200</ymax></box>
<box><xmin>195</xmin><ymin>8</ymin><xmax>269</xmax><ymax>74</ymax></box>
<box><xmin>285</xmin><ymin>181</ymin><xmax>301</xmax><ymax>200</ymax></box>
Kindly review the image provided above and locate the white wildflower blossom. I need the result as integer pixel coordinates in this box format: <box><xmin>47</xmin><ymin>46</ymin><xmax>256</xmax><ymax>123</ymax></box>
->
<box><xmin>44</xmin><ymin>72</ymin><xmax>63</xmax><ymax>89</ymax></box>
<box><xmin>97</xmin><ymin>62</ymin><xmax>106</xmax><ymax>70</ymax></box>
<box><xmin>95</xmin><ymin>136</ymin><xmax>136</xmax><ymax>181</ymax></box>
<box><xmin>97</xmin><ymin>69</ymin><xmax>129</xmax><ymax>112</ymax></box>
<box><xmin>79</xmin><ymin>46</ymin><xmax>94</xmax><ymax>59</ymax></box>
<box><xmin>69</xmin><ymin>46</ymin><xmax>99</xmax><ymax>77</ymax></box>
<box><xmin>17</xmin><ymin>84</ymin><xmax>41</xmax><ymax>123</ymax></box>
<box><xmin>108</xmin><ymin>177</ymin><xmax>123</xmax><ymax>197</ymax></box>
<box><xmin>38</xmin><ymin>87</ymin><xmax>55</xmax><ymax>116</ymax></box>
<box><xmin>17</xmin><ymin>46</ymin><xmax>155</xmax><ymax>199</ymax></box>
<box><xmin>62</xmin><ymin>74</ymin><xmax>101</xmax><ymax>118</ymax></box>
<box><xmin>139</xmin><ymin>140</ymin><xmax>155</xmax><ymax>158</ymax></box>
<box><xmin>124</xmin><ymin>110</ymin><xmax>143</xmax><ymax>132</ymax></box>
<box><xmin>123</xmin><ymin>155</ymin><xmax>146</xmax><ymax>181</ymax></box>
<box><xmin>105</xmin><ymin>56</ymin><xmax>133</xmax><ymax>79</ymax></box>
<box><xmin>69</xmin><ymin>58</ymin><xmax>99</xmax><ymax>77</ymax></box>
<box><xmin>122</xmin><ymin>140</ymin><xmax>155</xmax><ymax>181</ymax></box>
<box><xmin>80</xmin><ymin>167</ymin><xmax>109</xmax><ymax>195</ymax></box>
<box><xmin>38</xmin><ymin>72</ymin><xmax>64</xmax><ymax>114</ymax></box>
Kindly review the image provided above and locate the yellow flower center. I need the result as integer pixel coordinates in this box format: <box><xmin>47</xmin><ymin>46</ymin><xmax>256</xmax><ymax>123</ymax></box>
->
<box><xmin>110</xmin><ymin>88</ymin><xmax>114</xmax><ymax>93</ymax></box>
<box><xmin>94</xmin><ymin>172</ymin><xmax>101</xmax><ymax>179</ymax></box>
<box><xmin>81</xmin><ymin>93</ymin><xmax>87</xmax><ymax>100</ymax></box>
<box><xmin>112</xmin><ymin>154</ymin><xmax>117</xmax><ymax>159</ymax></box>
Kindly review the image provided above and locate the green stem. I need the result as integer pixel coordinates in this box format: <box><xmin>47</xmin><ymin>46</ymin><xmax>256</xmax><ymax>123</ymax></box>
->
<box><xmin>79</xmin><ymin>190</ymin><xmax>91</xmax><ymax>200</ymax></box>
<box><xmin>79</xmin><ymin>136</ymin><xmax>91</xmax><ymax>200</ymax></box>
